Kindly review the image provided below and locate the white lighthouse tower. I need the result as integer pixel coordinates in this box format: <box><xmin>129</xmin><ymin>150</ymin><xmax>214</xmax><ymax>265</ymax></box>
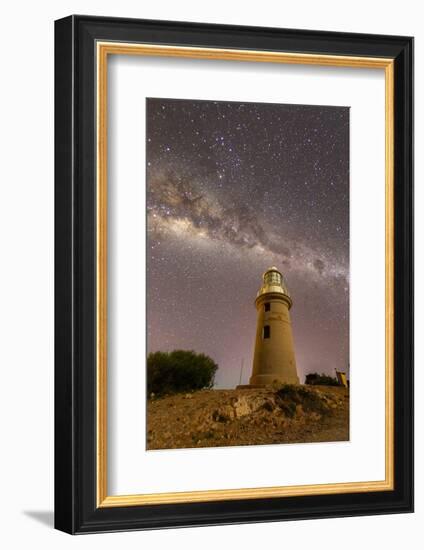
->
<box><xmin>249</xmin><ymin>267</ymin><xmax>299</xmax><ymax>386</ymax></box>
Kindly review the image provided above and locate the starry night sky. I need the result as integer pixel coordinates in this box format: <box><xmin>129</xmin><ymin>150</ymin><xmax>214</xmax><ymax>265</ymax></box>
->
<box><xmin>146</xmin><ymin>98</ymin><xmax>349</xmax><ymax>387</ymax></box>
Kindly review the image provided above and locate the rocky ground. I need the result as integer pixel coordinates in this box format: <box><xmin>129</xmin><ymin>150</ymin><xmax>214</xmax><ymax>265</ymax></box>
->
<box><xmin>146</xmin><ymin>384</ymin><xmax>349</xmax><ymax>450</ymax></box>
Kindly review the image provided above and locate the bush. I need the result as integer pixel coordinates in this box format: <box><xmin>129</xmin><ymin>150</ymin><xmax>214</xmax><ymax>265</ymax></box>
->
<box><xmin>147</xmin><ymin>350</ymin><xmax>218</xmax><ymax>396</ymax></box>
<box><xmin>305</xmin><ymin>372</ymin><xmax>339</xmax><ymax>386</ymax></box>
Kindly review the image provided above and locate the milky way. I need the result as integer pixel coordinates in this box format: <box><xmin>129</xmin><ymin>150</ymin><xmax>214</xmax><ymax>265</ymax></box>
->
<box><xmin>146</xmin><ymin>98</ymin><xmax>349</xmax><ymax>387</ymax></box>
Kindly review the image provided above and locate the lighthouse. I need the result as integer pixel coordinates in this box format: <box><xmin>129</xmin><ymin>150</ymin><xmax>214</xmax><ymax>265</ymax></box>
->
<box><xmin>249</xmin><ymin>267</ymin><xmax>299</xmax><ymax>386</ymax></box>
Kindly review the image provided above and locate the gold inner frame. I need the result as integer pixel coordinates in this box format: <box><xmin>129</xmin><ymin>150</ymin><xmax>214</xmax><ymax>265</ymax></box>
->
<box><xmin>96</xmin><ymin>42</ymin><xmax>395</xmax><ymax>508</ymax></box>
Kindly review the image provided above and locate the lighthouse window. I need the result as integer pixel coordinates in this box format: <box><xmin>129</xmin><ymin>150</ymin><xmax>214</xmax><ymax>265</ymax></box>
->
<box><xmin>263</xmin><ymin>325</ymin><xmax>270</xmax><ymax>339</ymax></box>
<box><xmin>265</xmin><ymin>271</ymin><xmax>281</xmax><ymax>285</ymax></box>
<box><xmin>264</xmin><ymin>303</ymin><xmax>271</xmax><ymax>312</ymax></box>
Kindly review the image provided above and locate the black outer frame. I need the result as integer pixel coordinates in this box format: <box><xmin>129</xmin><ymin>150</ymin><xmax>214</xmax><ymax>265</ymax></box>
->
<box><xmin>54</xmin><ymin>15</ymin><xmax>414</xmax><ymax>534</ymax></box>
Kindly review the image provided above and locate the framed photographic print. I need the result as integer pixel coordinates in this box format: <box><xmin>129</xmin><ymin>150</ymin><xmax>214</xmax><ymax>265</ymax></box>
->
<box><xmin>54</xmin><ymin>15</ymin><xmax>413</xmax><ymax>534</ymax></box>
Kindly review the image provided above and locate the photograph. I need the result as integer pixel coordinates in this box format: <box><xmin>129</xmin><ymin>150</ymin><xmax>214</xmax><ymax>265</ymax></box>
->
<box><xmin>52</xmin><ymin>12</ymin><xmax>413</xmax><ymax>535</ymax></box>
<box><xmin>146</xmin><ymin>97</ymin><xmax>350</xmax><ymax>450</ymax></box>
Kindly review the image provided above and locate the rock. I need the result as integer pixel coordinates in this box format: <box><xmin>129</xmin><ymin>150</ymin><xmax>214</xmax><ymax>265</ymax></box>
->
<box><xmin>262</xmin><ymin>399</ymin><xmax>276</xmax><ymax>412</ymax></box>
<box><xmin>212</xmin><ymin>405</ymin><xmax>235</xmax><ymax>422</ymax></box>
<box><xmin>232</xmin><ymin>397</ymin><xmax>251</xmax><ymax>418</ymax></box>
<box><xmin>146</xmin><ymin>386</ymin><xmax>349</xmax><ymax>450</ymax></box>
<box><xmin>295</xmin><ymin>404</ymin><xmax>304</xmax><ymax>416</ymax></box>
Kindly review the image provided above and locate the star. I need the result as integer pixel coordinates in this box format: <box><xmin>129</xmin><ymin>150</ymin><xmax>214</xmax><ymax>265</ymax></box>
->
<box><xmin>146</xmin><ymin>97</ymin><xmax>349</xmax><ymax>387</ymax></box>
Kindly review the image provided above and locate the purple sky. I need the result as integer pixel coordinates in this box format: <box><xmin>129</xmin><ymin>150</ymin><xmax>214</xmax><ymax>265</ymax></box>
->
<box><xmin>146</xmin><ymin>98</ymin><xmax>349</xmax><ymax>387</ymax></box>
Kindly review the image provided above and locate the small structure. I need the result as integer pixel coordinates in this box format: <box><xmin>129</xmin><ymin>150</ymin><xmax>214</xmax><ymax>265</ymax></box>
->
<box><xmin>335</xmin><ymin>370</ymin><xmax>348</xmax><ymax>387</ymax></box>
<box><xmin>249</xmin><ymin>267</ymin><xmax>299</xmax><ymax>386</ymax></box>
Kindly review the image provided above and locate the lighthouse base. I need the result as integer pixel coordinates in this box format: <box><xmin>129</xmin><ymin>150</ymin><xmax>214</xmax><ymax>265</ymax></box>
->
<box><xmin>236</xmin><ymin>384</ymin><xmax>268</xmax><ymax>390</ymax></box>
<box><xmin>249</xmin><ymin>373</ymin><xmax>299</xmax><ymax>386</ymax></box>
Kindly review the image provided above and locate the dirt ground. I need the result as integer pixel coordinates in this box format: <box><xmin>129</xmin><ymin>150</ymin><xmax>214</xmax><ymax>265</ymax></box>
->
<box><xmin>146</xmin><ymin>385</ymin><xmax>349</xmax><ymax>450</ymax></box>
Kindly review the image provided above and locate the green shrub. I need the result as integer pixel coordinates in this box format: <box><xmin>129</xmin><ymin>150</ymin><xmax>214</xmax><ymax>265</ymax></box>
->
<box><xmin>147</xmin><ymin>350</ymin><xmax>218</xmax><ymax>396</ymax></box>
<box><xmin>305</xmin><ymin>372</ymin><xmax>339</xmax><ymax>386</ymax></box>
